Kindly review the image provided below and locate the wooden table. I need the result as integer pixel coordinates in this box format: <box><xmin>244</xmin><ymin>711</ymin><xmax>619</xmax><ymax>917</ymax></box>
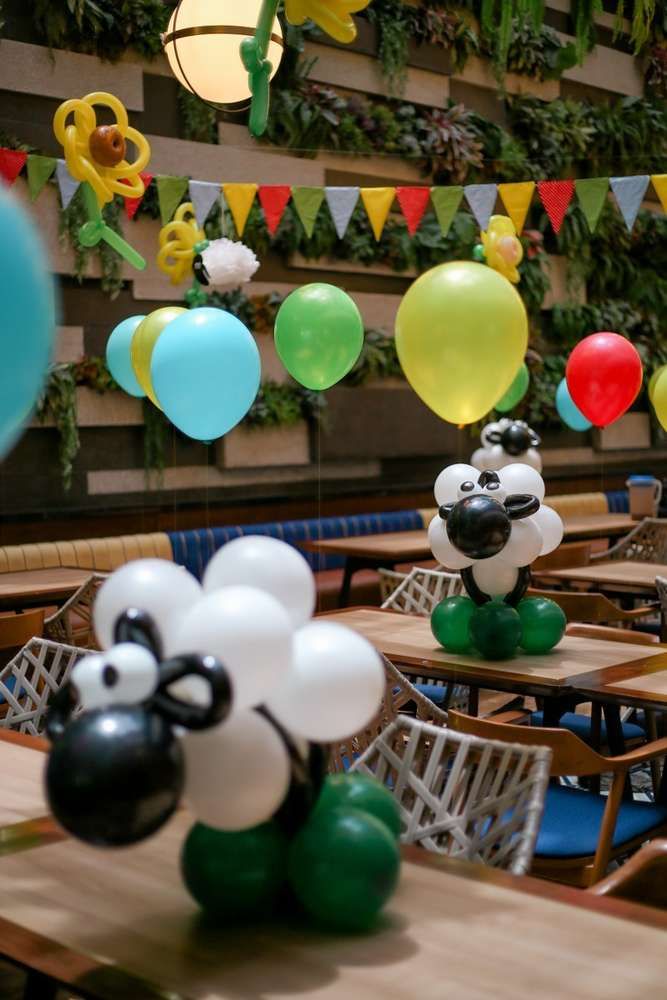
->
<box><xmin>543</xmin><ymin>560</ymin><xmax>667</xmax><ymax>596</ymax></box>
<box><xmin>0</xmin><ymin>568</ymin><xmax>94</xmax><ymax>611</ymax></box>
<box><xmin>559</xmin><ymin>513</ymin><xmax>634</xmax><ymax>542</ymax></box>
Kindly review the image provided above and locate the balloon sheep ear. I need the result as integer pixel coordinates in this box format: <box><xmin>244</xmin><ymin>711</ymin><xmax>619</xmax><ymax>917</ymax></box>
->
<box><xmin>114</xmin><ymin>608</ymin><xmax>163</xmax><ymax>661</ymax></box>
<box><xmin>505</xmin><ymin>494</ymin><xmax>540</xmax><ymax>520</ymax></box>
<box><xmin>486</xmin><ymin>431</ymin><xmax>503</xmax><ymax>444</ymax></box>
<box><xmin>438</xmin><ymin>503</ymin><xmax>455</xmax><ymax>521</ymax></box>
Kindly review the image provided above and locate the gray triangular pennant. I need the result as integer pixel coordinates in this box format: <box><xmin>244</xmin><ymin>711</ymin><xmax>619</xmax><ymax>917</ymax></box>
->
<box><xmin>55</xmin><ymin>159</ymin><xmax>80</xmax><ymax>210</ymax></box>
<box><xmin>189</xmin><ymin>179</ymin><xmax>220</xmax><ymax>228</ymax></box>
<box><xmin>464</xmin><ymin>183</ymin><xmax>498</xmax><ymax>230</ymax></box>
<box><xmin>325</xmin><ymin>186</ymin><xmax>359</xmax><ymax>239</ymax></box>
<box><xmin>610</xmin><ymin>175</ymin><xmax>649</xmax><ymax>232</ymax></box>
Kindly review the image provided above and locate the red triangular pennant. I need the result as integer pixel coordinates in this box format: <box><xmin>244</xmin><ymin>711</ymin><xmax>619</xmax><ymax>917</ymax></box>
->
<box><xmin>537</xmin><ymin>180</ymin><xmax>575</xmax><ymax>235</ymax></box>
<box><xmin>396</xmin><ymin>186</ymin><xmax>431</xmax><ymax>236</ymax></box>
<box><xmin>0</xmin><ymin>149</ymin><xmax>28</xmax><ymax>186</ymax></box>
<box><xmin>123</xmin><ymin>172</ymin><xmax>154</xmax><ymax>220</ymax></box>
<box><xmin>258</xmin><ymin>185</ymin><xmax>292</xmax><ymax>236</ymax></box>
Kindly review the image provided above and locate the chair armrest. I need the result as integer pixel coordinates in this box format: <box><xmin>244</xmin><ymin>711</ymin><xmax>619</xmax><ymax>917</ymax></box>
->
<box><xmin>607</xmin><ymin>736</ymin><xmax>667</xmax><ymax>769</ymax></box>
<box><xmin>620</xmin><ymin>602</ymin><xmax>660</xmax><ymax>620</ymax></box>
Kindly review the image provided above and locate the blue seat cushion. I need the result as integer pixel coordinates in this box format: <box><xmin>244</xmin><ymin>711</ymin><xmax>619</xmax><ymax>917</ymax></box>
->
<box><xmin>606</xmin><ymin>489</ymin><xmax>629</xmax><ymax>514</ymax></box>
<box><xmin>414</xmin><ymin>683</ymin><xmax>449</xmax><ymax>706</ymax></box>
<box><xmin>535</xmin><ymin>784</ymin><xmax>667</xmax><ymax>858</ymax></box>
<box><xmin>530</xmin><ymin>711</ymin><xmax>645</xmax><ymax>744</ymax></box>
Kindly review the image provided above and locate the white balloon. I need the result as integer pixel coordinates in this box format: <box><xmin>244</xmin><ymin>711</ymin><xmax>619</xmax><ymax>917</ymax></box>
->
<box><xmin>184</xmin><ymin>710</ymin><xmax>290</xmax><ymax>831</ymax></box>
<box><xmin>499</xmin><ymin>463</ymin><xmax>545</xmax><ymax>502</ymax></box>
<box><xmin>531</xmin><ymin>504</ymin><xmax>564</xmax><ymax>556</ymax></box>
<box><xmin>168</xmin><ymin>586</ymin><xmax>293</xmax><ymax>710</ymax></box>
<box><xmin>524</xmin><ymin>448</ymin><xmax>542</xmax><ymax>472</ymax></box>
<box><xmin>267</xmin><ymin>621</ymin><xmax>384</xmax><ymax>742</ymax></box>
<box><xmin>472</xmin><ymin>557</ymin><xmax>519</xmax><ymax>599</ymax></box>
<box><xmin>203</xmin><ymin>535</ymin><xmax>315</xmax><ymax>629</ymax></box>
<box><xmin>434</xmin><ymin>463</ymin><xmax>479</xmax><ymax>505</ymax></box>
<box><xmin>94</xmin><ymin>559</ymin><xmax>202</xmax><ymax>651</ymax></box>
<box><xmin>497</xmin><ymin>518</ymin><xmax>543</xmax><ymax>567</ymax></box>
<box><xmin>471</xmin><ymin>447</ymin><xmax>489</xmax><ymax>471</ymax></box>
<box><xmin>71</xmin><ymin>644</ymin><xmax>159</xmax><ymax>712</ymax></box>
<box><xmin>428</xmin><ymin>515</ymin><xmax>474</xmax><ymax>570</ymax></box>
<box><xmin>484</xmin><ymin>444</ymin><xmax>507</xmax><ymax>471</ymax></box>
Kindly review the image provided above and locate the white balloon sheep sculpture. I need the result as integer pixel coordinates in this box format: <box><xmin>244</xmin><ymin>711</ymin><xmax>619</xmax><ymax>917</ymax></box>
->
<box><xmin>471</xmin><ymin>417</ymin><xmax>542</xmax><ymax>473</ymax></box>
<box><xmin>428</xmin><ymin>463</ymin><xmax>566</xmax><ymax>659</ymax></box>
<box><xmin>44</xmin><ymin>538</ymin><xmax>401</xmax><ymax>932</ymax></box>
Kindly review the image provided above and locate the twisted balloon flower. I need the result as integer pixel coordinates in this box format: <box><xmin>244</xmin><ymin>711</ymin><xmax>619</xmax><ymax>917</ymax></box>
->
<box><xmin>480</xmin><ymin>215</ymin><xmax>524</xmax><ymax>285</ymax></box>
<box><xmin>157</xmin><ymin>203</ymin><xmax>206</xmax><ymax>286</ymax></box>
<box><xmin>284</xmin><ymin>0</ymin><xmax>371</xmax><ymax>43</ymax></box>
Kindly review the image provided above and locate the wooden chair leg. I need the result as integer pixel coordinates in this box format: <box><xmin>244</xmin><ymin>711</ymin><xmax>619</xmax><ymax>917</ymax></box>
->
<box><xmin>467</xmin><ymin>687</ymin><xmax>479</xmax><ymax>717</ymax></box>
<box><xmin>646</xmin><ymin>709</ymin><xmax>662</xmax><ymax>798</ymax></box>
<box><xmin>590</xmin><ymin>703</ymin><xmax>602</xmax><ymax>795</ymax></box>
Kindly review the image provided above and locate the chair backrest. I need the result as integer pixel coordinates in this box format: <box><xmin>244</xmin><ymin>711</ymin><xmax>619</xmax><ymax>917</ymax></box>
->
<box><xmin>603</xmin><ymin>518</ymin><xmax>667</xmax><ymax>563</ymax></box>
<box><xmin>545</xmin><ymin>493</ymin><xmax>608</xmax><ymax>518</ymax></box>
<box><xmin>0</xmin><ymin>609</ymin><xmax>45</xmax><ymax>652</ymax></box>
<box><xmin>591</xmin><ymin>839</ymin><xmax>667</xmax><ymax>907</ymax></box>
<box><xmin>382</xmin><ymin>567</ymin><xmax>463</xmax><ymax>615</ymax></box>
<box><xmin>378</xmin><ymin>568</ymin><xmax>408</xmax><ymax>605</ymax></box>
<box><xmin>565</xmin><ymin>623</ymin><xmax>658</xmax><ymax>645</ymax></box>
<box><xmin>44</xmin><ymin>574</ymin><xmax>106</xmax><ymax>649</ymax></box>
<box><xmin>528</xmin><ymin>587</ymin><xmax>652</xmax><ymax>625</ymax></box>
<box><xmin>352</xmin><ymin>715</ymin><xmax>550</xmax><ymax>874</ymax></box>
<box><xmin>0</xmin><ymin>637</ymin><xmax>90</xmax><ymax>735</ymax></box>
<box><xmin>532</xmin><ymin>541</ymin><xmax>592</xmax><ymax>573</ymax></box>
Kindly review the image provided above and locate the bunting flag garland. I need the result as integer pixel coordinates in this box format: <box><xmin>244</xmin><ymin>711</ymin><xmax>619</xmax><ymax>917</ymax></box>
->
<box><xmin>361</xmin><ymin>187</ymin><xmax>395</xmax><ymax>241</ymax></box>
<box><xmin>189</xmin><ymin>180</ymin><xmax>221</xmax><ymax>228</ymax></box>
<box><xmin>396</xmin><ymin>186</ymin><xmax>431</xmax><ymax>236</ymax></box>
<box><xmin>223</xmin><ymin>183</ymin><xmax>258</xmax><ymax>237</ymax></box>
<box><xmin>292</xmin><ymin>186</ymin><xmax>325</xmax><ymax>238</ymax></box>
<box><xmin>0</xmin><ymin>149</ymin><xmax>28</xmax><ymax>187</ymax></box>
<box><xmin>537</xmin><ymin>179</ymin><xmax>574</xmax><ymax>235</ymax></box>
<box><xmin>26</xmin><ymin>155</ymin><xmax>57</xmax><ymax>201</ymax></box>
<box><xmin>157</xmin><ymin>175</ymin><xmax>189</xmax><ymax>226</ymax></box>
<box><xmin>610</xmin><ymin>175</ymin><xmax>650</xmax><ymax>232</ymax></box>
<box><xmin>325</xmin><ymin>186</ymin><xmax>359</xmax><ymax>239</ymax></box>
<box><xmin>258</xmin><ymin>185</ymin><xmax>292</xmax><ymax>236</ymax></box>
<box><xmin>498</xmin><ymin>182</ymin><xmax>535</xmax><ymax>234</ymax></box>
<box><xmin>652</xmin><ymin>174</ymin><xmax>667</xmax><ymax>214</ymax></box>
<box><xmin>55</xmin><ymin>159</ymin><xmax>80</xmax><ymax>209</ymax></box>
<box><xmin>430</xmin><ymin>185</ymin><xmax>463</xmax><ymax>236</ymax></box>
<box><xmin>575</xmin><ymin>177</ymin><xmax>609</xmax><ymax>233</ymax></box>
<box><xmin>464</xmin><ymin>184</ymin><xmax>498</xmax><ymax>230</ymax></box>
<box><xmin>123</xmin><ymin>172</ymin><xmax>153</xmax><ymax>220</ymax></box>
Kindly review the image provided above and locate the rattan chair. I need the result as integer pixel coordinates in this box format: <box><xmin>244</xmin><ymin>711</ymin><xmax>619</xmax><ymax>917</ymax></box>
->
<box><xmin>381</xmin><ymin>566</ymin><xmax>464</xmax><ymax>614</ymax></box>
<box><xmin>592</xmin><ymin>518</ymin><xmax>667</xmax><ymax>563</ymax></box>
<box><xmin>0</xmin><ymin>637</ymin><xmax>89</xmax><ymax>735</ymax></box>
<box><xmin>351</xmin><ymin>715</ymin><xmax>550</xmax><ymax>874</ymax></box>
<box><xmin>44</xmin><ymin>573</ymin><xmax>107</xmax><ymax>649</ymax></box>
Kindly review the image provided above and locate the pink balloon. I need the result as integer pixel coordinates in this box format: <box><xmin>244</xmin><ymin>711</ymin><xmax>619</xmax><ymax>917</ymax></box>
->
<box><xmin>566</xmin><ymin>332</ymin><xmax>643</xmax><ymax>428</ymax></box>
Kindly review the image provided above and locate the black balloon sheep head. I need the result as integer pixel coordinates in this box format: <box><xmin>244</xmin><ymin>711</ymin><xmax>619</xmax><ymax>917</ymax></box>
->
<box><xmin>438</xmin><ymin>470</ymin><xmax>539</xmax><ymax>561</ymax></box>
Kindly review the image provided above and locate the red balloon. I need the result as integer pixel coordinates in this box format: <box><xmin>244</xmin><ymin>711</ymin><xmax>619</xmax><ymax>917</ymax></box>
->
<box><xmin>566</xmin><ymin>332</ymin><xmax>643</xmax><ymax>428</ymax></box>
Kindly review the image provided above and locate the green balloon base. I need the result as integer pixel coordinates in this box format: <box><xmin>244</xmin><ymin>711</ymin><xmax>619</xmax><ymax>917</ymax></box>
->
<box><xmin>432</xmin><ymin>593</ymin><xmax>566</xmax><ymax>660</ymax></box>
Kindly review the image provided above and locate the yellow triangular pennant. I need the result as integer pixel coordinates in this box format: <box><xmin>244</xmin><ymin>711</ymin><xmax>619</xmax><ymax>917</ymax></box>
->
<box><xmin>498</xmin><ymin>182</ymin><xmax>535</xmax><ymax>234</ymax></box>
<box><xmin>222</xmin><ymin>183</ymin><xmax>258</xmax><ymax>237</ymax></box>
<box><xmin>360</xmin><ymin>187</ymin><xmax>395</xmax><ymax>241</ymax></box>
<box><xmin>652</xmin><ymin>175</ymin><xmax>667</xmax><ymax>213</ymax></box>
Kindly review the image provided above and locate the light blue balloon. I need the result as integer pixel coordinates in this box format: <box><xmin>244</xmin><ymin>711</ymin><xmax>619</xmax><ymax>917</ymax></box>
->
<box><xmin>106</xmin><ymin>316</ymin><xmax>146</xmax><ymax>397</ymax></box>
<box><xmin>556</xmin><ymin>378</ymin><xmax>592</xmax><ymax>432</ymax></box>
<box><xmin>150</xmin><ymin>307</ymin><xmax>260</xmax><ymax>441</ymax></box>
<box><xmin>0</xmin><ymin>188</ymin><xmax>56</xmax><ymax>459</ymax></box>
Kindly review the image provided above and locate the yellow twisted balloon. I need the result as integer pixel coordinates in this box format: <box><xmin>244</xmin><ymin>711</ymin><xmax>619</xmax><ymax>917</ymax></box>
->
<box><xmin>481</xmin><ymin>215</ymin><xmax>524</xmax><ymax>285</ymax></box>
<box><xmin>157</xmin><ymin>204</ymin><xmax>205</xmax><ymax>285</ymax></box>
<box><xmin>53</xmin><ymin>92</ymin><xmax>151</xmax><ymax>207</ymax></box>
<box><xmin>284</xmin><ymin>0</ymin><xmax>370</xmax><ymax>43</ymax></box>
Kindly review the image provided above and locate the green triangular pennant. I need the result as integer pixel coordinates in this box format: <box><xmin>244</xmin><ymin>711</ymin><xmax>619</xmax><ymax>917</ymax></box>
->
<box><xmin>430</xmin><ymin>186</ymin><xmax>463</xmax><ymax>236</ymax></box>
<box><xmin>27</xmin><ymin>155</ymin><xmax>57</xmax><ymax>202</ymax></box>
<box><xmin>156</xmin><ymin>175</ymin><xmax>189</xmax><ymax>225</ymax></box>
<box><xmin>292</xmin><ymin>186</ymin><xmax>325</xmax><ymax>238</ymax></box>
<box><xmin>575</xmin><ymin>177</ymin><xmax>609</xmax><ymax>233</ymax></box>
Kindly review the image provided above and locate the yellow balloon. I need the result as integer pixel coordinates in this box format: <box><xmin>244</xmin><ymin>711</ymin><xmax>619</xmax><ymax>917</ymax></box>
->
<box><xmin>653</xmin><ymin>368</ymin><xmax>667</xmax><ymax>430</ymax></box>
<box><xmin>649</xmin><ymin>364</ymin><xmax>667</xmax><ymax>404</ymax></box>
<box><xmin>131</xmin><ymin>306</ymin><xmax>187</xmax><ymax>408</ymax></box>
<box><xmin>395</xmin><ymin>261</ymin><xmax>528</xmax><ymax>425</ymax></box>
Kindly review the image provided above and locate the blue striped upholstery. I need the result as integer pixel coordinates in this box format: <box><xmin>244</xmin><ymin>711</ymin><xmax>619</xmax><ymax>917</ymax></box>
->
<box><xmin>606</xmin><ymin>489</ymin><xmax>629</xmax><ymax>513</ymax></box>
<box><xmin>168</xmin><ymin>510</ymin><xmax>423</xmax><ymax>579</ymax></box>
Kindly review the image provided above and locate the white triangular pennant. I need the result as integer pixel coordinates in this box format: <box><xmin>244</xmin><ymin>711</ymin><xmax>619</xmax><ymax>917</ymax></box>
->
<box><xmin>55</xmin><ymin>159</ymin><xmax>80</xmax><ymax>210</ymax></box>
<box><xmin>464</xmin><ymin>183</ymin><xmax>498</xmax><ymax>230</ymax></box>
<box><xmin>325</xmin><ymin>186</ymin><xmax>359</xmax><ymax>239</ymax></box>
<box><xmin>189</xmin><ymin>179</ymin><xmax>221</xmax><ymax>229</ymax></box>
<box><xmin>610</xmin><ymin>175</ymin><xmax>650</xmax><ymax>232</ymax></box>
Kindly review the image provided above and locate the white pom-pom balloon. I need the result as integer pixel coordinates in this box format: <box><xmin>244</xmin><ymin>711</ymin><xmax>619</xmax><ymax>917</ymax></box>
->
<box><xmin>532</xmin><ymin>504</ymin><xmax>564</xmax><ymax>556</ymax></box>
<box><xmin>499</xmin><ymin>463</ymin><xmax>545</xmax><ymax>502</ymax></box>
<box><xmin>200</xmin><ymin>238</ymin><xmax>259</xmax><ymax>290</ymax></box>
<box><xmin>428</xmin><ymin>515</ymin><xmax>474</xmax><ymax>569</ymax></box>
<box><xmin>472</xmin><ymin>557</ymin><xmax>519</xmax><ymax>598</ymax></box>
<box><xmin>168</xmin><ymin>585</ymin><xmax>293</xmax><ymax>710</ymax></box>
<box><xmin>497</xmin><ymin>517</ymin><xmax>543</xmax><ymax>567</ymax></box>
<box><xmin>203</xmin><ymin>536</ymin><xmax>315</xmax><ymax>628</ymax></box>
<box><xmin>71</xmin><ymin>644</ymin><xmax>159</xmax><ymax>712</ymax></box>
<box><xmin>434</xmin><ymin>463</ymin><xmax>479</xmax><ymax>506</ymax></box>
<box><xmin>94</xmin><ymin>559</ymin><xmax>202</xmax><ymax>651</ymax></box>
<box><xmin>267</xmin><ymin>621</ymin><xmax>384</xmax><ymax>742</ymax></box>
<box><xmin>183</xmin><ymin>710</ymin><xmax>290</xmax><ymax>831</ymax></box>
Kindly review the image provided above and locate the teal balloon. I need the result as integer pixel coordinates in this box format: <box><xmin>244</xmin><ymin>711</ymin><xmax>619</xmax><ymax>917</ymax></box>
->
<box><xmin>517</xmin><ymin>597</ymin><xmax>566</xmax><ymax>654</ymax></box>
<box><xmin>431</xmin><ymin>595</ymin><xmax>475</xmax><ymax>653</ymax></box>
<box><xmin>0</xmin><ymin>187</ymin><xmax>56</xmax><ymax>458</ymax></box>
<box><xmin>556</xmin><ymin>378</ymin><xmax>592</xmax><ymax>432</ymax></box>
<box><xmin>469</xmin><ymin>603</ymin><xmax>521</xmax><ymax>660</ymax></box>
<box><xmin>495</xmin><ymin>362</ymin><xmax>529</xmax><ymax>413</ymax></box>
<box><xmin>150</xmin><ymin>307</ymin><xmax>260</xmax><ymax>441</ymax></box>
<box><xmin>274</xmin><ymin>283</ymin><xmax>364</xmax><ymax>390</ymax></box>
<box><xmin>106</xmin><ymin>316</ymin><xmax>146</xmax><ymax>398</ymax></box>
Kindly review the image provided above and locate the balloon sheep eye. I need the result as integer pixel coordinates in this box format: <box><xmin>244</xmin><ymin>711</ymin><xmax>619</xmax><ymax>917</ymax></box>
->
<box><xmin>103</xmin><ymin>665</ymin><xmax>119</xmax><ymax>688</ymax></box>
<box><xmin>486</xmin><ymin>482</ymin><xmax>500</xmax><ymax>491</ymax></box>
<box><xmin>460</xmin><ymin>481</ymin><xmax>475</xmax><ymax>492</ymax></box>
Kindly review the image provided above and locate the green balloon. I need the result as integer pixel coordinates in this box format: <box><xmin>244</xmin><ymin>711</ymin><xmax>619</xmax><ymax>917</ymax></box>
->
<box><xmin>469</xmin><ymin>602</ymin><xmax>521</xmax><ymax>660</ymax></box>
<box><xmin>274</xmin><ymin>283</ymin><xmax>364</xmax><ymax>390</ymax></box>
<box><xmin>315</xmin><ymin>774</ymin><xmax>401</xmax><ymax>839</ymax></box>
<box><xmin>517</xmin><ymin>597</ymin><xmax>566</xmax><ymax>654</ymax></box>
<box><xmin>495</xmin><ymin>362</ymin><xmax>530</xmax><ymax>413</ymax></box>
<box><xmin>181</xmin><ymin>821</ymin><xmax>288</xmax><ymax>919</ymax></box>
<box><xmin>289</xmin><ymin>807</ymin><xmax>400</xmax><ymax>931</ymax></box>
<box><xmin>431</xmin><ymin>595</ymin><xmax>476</xmax><ymax>653</ymax></box>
